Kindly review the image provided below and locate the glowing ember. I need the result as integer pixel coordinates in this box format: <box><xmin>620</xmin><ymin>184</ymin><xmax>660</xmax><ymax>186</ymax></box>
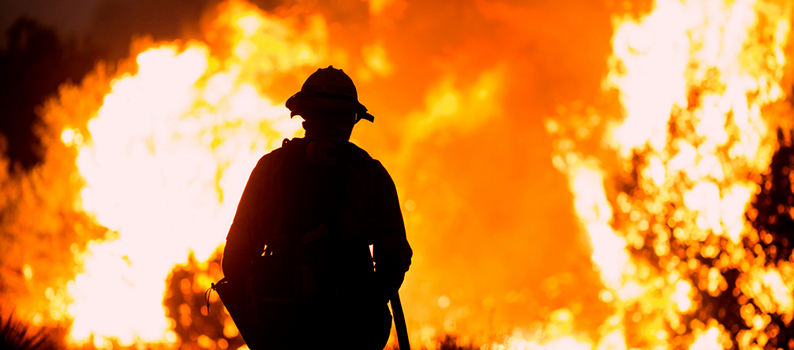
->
<box><xmin>547</xmin><ymin>0</ymin><xmax>794</xmax><ymax>349</ymax></box>
<box><xmin>45</xmin><ymin>1</ymin><xmax>322</xmax><ymax>346</ymax></box>
<box><xmin>3</xmin><ymin>0</ymin><xmax>794</xmax><ymax>348</ymax></box>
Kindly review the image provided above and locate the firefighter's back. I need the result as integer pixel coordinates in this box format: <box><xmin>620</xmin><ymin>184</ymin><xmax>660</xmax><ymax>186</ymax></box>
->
<box><xmin>222</xmin><ymin>66</ymin><xmax>411</xmax><ymax>350</ymax></box>
<box><xmin>253</xmin><ymin>137</ymin><xmax>391</xmax><ymax>349</ymax></box>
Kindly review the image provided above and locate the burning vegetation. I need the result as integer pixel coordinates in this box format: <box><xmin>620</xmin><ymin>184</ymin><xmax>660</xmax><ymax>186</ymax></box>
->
<box><xmin>549</xmin><ymin>0</ymin><xmax>794</xmax><ymax>349</ymax></box>
<box><xmin>1</xmin><ymin>0</ymin><xmax>794</xmax><ymax>349</ymax></box>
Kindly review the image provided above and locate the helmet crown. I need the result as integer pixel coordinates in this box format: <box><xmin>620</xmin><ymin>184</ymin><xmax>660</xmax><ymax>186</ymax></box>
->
<box><xmin>286</xmin><ymin>66</ymin><xmax>374</xmax><ymax>122</ymax></box>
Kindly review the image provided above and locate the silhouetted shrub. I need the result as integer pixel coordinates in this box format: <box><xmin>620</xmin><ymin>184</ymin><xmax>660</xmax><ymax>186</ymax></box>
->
<box><xmin>0</xmin><ymin>311</ymin><xmax>54</xmax><ymax>350</ymax></box>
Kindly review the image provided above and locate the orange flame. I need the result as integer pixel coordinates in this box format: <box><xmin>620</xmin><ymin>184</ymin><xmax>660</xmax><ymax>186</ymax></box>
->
<box><xmin>54</xmin><ymin>1</ymin><xmax>322</xmax><ymax>347</ymax></box>
<box><xmin>547</xmin><ymin>0</ymin><xmax>794</xmax><ymax>349</ymax></box>
<box><xmin>3</xmin><ymin>0</ymin><xmax>794</xmax><ymax>349</ymax></box>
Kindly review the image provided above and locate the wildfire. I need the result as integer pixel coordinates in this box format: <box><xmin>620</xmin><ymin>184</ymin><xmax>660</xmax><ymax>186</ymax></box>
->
<box><xmin>547</xmin><ymin>0</ymin><xmax>794</xmax><ymax>349</ymax></box>
<box><xmin>2</xmin><ymin>0</ymin><xmax>794</xmax><ymax>349</ymax></box>
<box><xmin>46</xmin><ymin>1</ymin><xmax>315</xmax><ymax>347</ymax></box>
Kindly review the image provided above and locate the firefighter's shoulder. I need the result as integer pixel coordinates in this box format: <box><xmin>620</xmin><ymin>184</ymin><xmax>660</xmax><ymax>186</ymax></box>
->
<box><xmin>343</xmin><ymin>141</ymin><xmax>372</xmax><ymax>159</ymax></box>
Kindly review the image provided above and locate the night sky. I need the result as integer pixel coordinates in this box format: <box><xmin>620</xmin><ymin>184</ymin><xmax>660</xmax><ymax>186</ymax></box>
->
<box><xmin>0</xmin><ymin>1</ymin><xmax>624</xmax><ymax>345</ymax></box>
<box><xmin>0</xmin><ymin>0</ymin><xmax>102</xmax><ymax>41</ymax></box>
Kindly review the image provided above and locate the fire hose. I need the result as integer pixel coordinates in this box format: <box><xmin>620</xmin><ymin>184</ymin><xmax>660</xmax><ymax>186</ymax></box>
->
<box><xmin>389</xmin><ymin>292</ymin><xmax>410</xmax><ymax>350</ymax></box>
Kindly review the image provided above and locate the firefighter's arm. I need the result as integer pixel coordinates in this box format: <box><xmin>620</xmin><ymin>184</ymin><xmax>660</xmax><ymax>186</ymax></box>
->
<box><xmin>372</xmin><ymin>162</ymin><xmax>413</xmax><ymax>300</ymax></box>
<box><xmin>222</xmin><ymin>156</ymin><xmax>269</xmax><ymax>281</ymax></box>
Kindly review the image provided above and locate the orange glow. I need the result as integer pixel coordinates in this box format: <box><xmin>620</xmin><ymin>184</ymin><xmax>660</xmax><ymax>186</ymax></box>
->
<box><xmin>549</xmin><ymin>0</ymin><xmax>793</xmax><ymax>348</ymax></box>
<box><xmin>56</xmin><ymin>2</ymin><xmax>312</xmax><ymax>346</ymax></box>
<box><xmin>2</xmin><ymin>0</ymin><xmax>794</xmax><ymax>349</ymax></box>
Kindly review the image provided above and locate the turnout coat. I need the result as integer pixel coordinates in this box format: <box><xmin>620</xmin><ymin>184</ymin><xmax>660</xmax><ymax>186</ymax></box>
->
<box><xmin>222</xmin><ymin>136</ymin><xmax>412</xmax><ymax>349</ymax></box>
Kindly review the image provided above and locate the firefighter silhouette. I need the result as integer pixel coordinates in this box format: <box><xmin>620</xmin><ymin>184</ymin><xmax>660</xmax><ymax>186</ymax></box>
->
<box><xmin>220</xmin><ymin>66</ymin><xmax>412</xmax><ymax>349</ymax></box>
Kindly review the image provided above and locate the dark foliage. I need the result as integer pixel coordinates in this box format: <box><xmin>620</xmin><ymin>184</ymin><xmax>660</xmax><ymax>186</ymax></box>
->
<box><xmin>0</xmin><ymin>311</ymin><xmax>54</xmax><ymax>350</ymax></box>
<box><xmin>742</xmin><ymin>129</ymin><xmax>794</xmax><ymax>348</ymax></box>
<box><xmin>0</xmin><ymin>17</ymin><xmax>97</xmax><ymax>171</ymax></box>
<box><xmin>437</xmin><ymin>335</ymin><xmax>474</xmax><ymax>350</ymax></box>
<box><xmin>682</xmin><ymin>129</ymin><xmax>794</xmax><ymax>349</ymax></box>
<box><xmin>613</xmin><ymin>127</ymin><xmax>794</xmax><ymax>349</ymax></box>
<box><xmin>165</xmin><ymin>252</ymin><xmax>245</xmax><ymax>350</ymax></box>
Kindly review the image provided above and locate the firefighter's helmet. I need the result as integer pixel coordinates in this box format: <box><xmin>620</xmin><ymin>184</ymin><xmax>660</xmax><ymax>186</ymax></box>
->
<box><xmin>286</xmin><ymin>66</ymin><xmax>374</xmax><ymax>122</ymax></box>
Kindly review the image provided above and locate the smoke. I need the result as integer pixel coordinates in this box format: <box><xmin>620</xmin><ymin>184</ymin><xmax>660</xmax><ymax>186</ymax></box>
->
<box><xmin>334</xmin><ymin>0</ymin><xmax>619</xmax><ymax>338</ymax></box>
<box><xmin>0</xmin><ymin>0</ymin><xmax>650</xmax><ymax>346</ymax></box>
<box><xmin>83</xmin><ymin>0</ymin><xmax>219</xmax><ymax>61</ymax></box>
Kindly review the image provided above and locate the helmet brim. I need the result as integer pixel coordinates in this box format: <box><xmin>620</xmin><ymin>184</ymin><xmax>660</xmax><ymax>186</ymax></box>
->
<box><xmin>286</xmin><ymin>92</ymin><xmax>374</xmax><ymax>123</ymax></box>
<box><xmin>358</xmin><ymin>112</ymin><xmax>374</xmax><ymax>122</ymax></box>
